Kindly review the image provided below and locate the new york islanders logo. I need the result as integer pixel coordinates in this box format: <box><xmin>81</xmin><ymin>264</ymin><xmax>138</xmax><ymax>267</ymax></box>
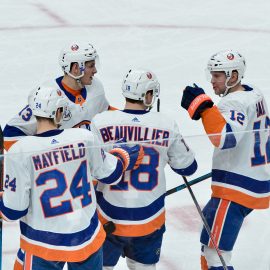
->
<box><xmin>227</xmin><ymin>53</ymin><xmax>234</xmax><ymax>60</ymax></box>
<box><xmin>147</xmin><ymin>72</ymin><xmax>152</xmax><ymax>79</ymax></box>
<box><xmin>71</xmin><ymin>44</ymin><xmax>79</xmax><ymax>51</ymax></box>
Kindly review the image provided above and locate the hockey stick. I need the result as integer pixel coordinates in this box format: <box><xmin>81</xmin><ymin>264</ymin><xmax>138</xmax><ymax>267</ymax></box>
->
<box><xmin>181</xmin><ymin>175</ymin><xmax>228</xmax><ymax>270</ymax></box>
<box><xmin>0</xmin><ymin>126</ymin><xmax>3</xmax><ymax>270</ymax></box>
<box><xmin>165</xmin><ymin>172</ymin><xmax>211</xmax><ymax>196</ymax></box>
<box><xmin>105</xmin><ymin>173</ymin><xmax>211</xmax><ymax>235</ymax></box>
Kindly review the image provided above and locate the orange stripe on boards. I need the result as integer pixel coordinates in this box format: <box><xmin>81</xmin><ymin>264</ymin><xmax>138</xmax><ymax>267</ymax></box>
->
<box><xmin>4</xmin><ymin>140</ymin><xmax>17</xmax><ymax>151</ymax></box>
<box><xmin>209</xmin><ymin>199</ymin><xmax>230</xmax><ymax>249</ymax></box>
<box><xmin>98</xmin><ymin>211</ymin><xmax>165</xmax><ymax>237</ymax></box>
<box><xmin>24</xmin><ymin>252</ymin><xmax>32</xmax><ymax>270</ymax></box>
<box><xmin>201</xmin><ymin>106</ymin><xmax>226</xmax><ymax>147</ymax></box>
<box><xmin>212</xmin><ymin>185</ymin><xmax>270</xmax><ymax>209</ymax></box>
<box><xmin>14</xmin><ymin>259</ymin><xmax>23</xmax><ymax>270</ymax></box>
<box><xmin>200</xmin><ymin>255</ymin><xmax>208</xmax><ymax>270</ymax></box>
<box><xmin>20</xmin><ymin>226</ymin><xmax>105</xmax><ymax>262</ymax></box>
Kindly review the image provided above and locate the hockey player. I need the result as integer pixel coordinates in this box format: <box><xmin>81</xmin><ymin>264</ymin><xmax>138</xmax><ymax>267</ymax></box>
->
<box><xmin>4</xmin><ymin>41</ymin><xmax>116</xmax><ymax>270</ymax></box>
<box><xmin>91</xmin><ymin>69</ymin><xmax>198</xmax><ymax>270</ymax></box>
<box><xmin>3</xmin><ymin>41</ymin><xmax>115</xmax><ymax>151</ymax></box>
<box><xmin>181</xmin><ymin>50</ymin><xmax>270</xmax><ymax>270</ymax></box>
<box><xmin>0</xmin><ymin>84</ymin><xmax>144</xmax><ymax>270</ymax></box>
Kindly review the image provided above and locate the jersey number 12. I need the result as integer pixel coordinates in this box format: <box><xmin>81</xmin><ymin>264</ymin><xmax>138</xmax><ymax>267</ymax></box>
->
<box><xmin>251</xmin><ymin>116</ymin><xmax>270</xmax><ymax>166</ymax></box>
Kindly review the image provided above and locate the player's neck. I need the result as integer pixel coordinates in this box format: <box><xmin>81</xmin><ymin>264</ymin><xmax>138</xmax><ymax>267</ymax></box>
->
<box><xmin>62</xmin><ymin>75</ymin><xmax>82</xmax><ymax>91</ymax></box>
<box><xmin>36</xmin><ymin>120</ymin><xmax>58</xmax><ymax>134</ymax></box>
<box><xmin>124</xmin><ymin>102</ymin><xmax>146</xmax><ymax>111</ymax></box>
<box><xmin>228</xmin><ymin>83</ymin><xmax>244</xmax><ymax>94</ymax></box>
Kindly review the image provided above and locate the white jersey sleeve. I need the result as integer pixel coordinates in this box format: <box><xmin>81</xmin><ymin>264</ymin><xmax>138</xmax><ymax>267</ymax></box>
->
<box><xmin>1</xmin><ymin>143</ymin><xmax>31</xmax><ymax>217</ymax></box>
<box><xmin>168</xmin><ymin>121</ymin><xmax>196</xmax><ymax>173</ymax></box>
<box><xmin>86</xmin><ymin>133</ymin><xmax>122</xmax><ymax>185</ymax></box>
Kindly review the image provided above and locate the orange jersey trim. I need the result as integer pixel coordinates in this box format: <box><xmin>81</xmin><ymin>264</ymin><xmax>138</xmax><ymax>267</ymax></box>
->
<box><xmin>201</xmin><ymin>106</ymin><xmax>226</xmax><ymax>147</ymax></box>
<box><xmin>20</xmin><ymin>225</ymin><xmax>105</xmax><ymax>262</ymax></box>
<box><xmin>13</xmin><ymin>259</ymin><xmax>23</xmax><ymax>270</ymax></box>
<box><xmin>61</xmin><ymin>81</ymin><xmax>85</xmax><ymax>105</ymax></box>
<box><xmin>73</xmin><ymin>120</ymin><xmax>91</xmax><ymax>128</ymax></box>
<box><xmin>24</xmin><ymin>253</ymin><xmax>32</xmax><ymax>270</ymax></box>
<box><xmin>4</xmin><ymin>140</ymin><xmax>17</xmax><ymax>151</ymax></box>
<box><xmin>108</xmin><ymin>105</ymin><xmax>118</xmax><ymax>111</ymax></box>
<box><xmin>98</xmin><ymin>211</ymin><xmax>165</xmax><ymax>237</ymax></box>
<box><xmin>211</xmin><ymin>185</ymin><xmax>270</xmax><ymax>209</ymax></box>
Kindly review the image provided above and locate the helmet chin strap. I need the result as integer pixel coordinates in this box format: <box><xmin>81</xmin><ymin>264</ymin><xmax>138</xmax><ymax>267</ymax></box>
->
<box><xmin>66</xmin><ymin>65</ymin><xmax>85</xmax><ymax>89</ymax></box>
<box><xmin>219</xmin><ymin>75</ymin><xmax>241</xmax><ymax>97</ymax></box>
<box><xmin>143</xmin><ymin>94</ymin><xmax>156</xmax><ymax>108</ymax></box>
<box><xmin>53</xmin><ymin>108</ymin><xmax>64</xmax><ymax>127</ymax></box>
<box><xmin>219</xmin><ymin>77</ymin><xmax>231</xmax><ymax>97</ymax></box>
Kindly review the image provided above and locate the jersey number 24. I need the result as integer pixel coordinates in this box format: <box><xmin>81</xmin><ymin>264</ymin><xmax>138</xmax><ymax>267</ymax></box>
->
<box><xmin>35</xmin><ymin>160</ymin><xmax>92</xmax><ymax>218</ymax></box>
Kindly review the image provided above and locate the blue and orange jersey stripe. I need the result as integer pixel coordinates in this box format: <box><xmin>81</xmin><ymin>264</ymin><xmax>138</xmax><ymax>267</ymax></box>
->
<box><xmin>98</xmin><ymin>209</ymin><xmax>165</xmax><ymax>237</ymax></box>
<box><xmin>211</xmin><ymin>169</ymin><xmax>270</xmax><ymax>209</ymax></box>
<box><xmin>96</xmin><ymin>191</ymin><xmax>165</xmax><ymax>236</ymax></box>
<box><xmin>61</xmin><ymin>80</ymin><xmax>86</xmax><ymax>106</ymax></box>
<box><xmin>55</xmin><ymin>76</ymin><xmax>87</xmax><ymax>105</ymax></box>
<box><xmin>211</xmin><ymin>186</ymin><xmax>269</xmax><ymax>209</ymax></box>
<box><xmin>20</xmin><ymin>222</ymin><xmax>105</xmax><ymax>262</ymax></box>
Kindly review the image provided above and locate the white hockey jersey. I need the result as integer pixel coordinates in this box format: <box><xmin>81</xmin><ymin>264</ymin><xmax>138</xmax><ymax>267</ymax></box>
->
<box><xmin>201</xmin><ymin>85</ymin><xmax>270</xmax><ymax>209</ymax></box>
<box><xmin>3</xmin><ymin>76</ymin><xmax>109</xmax><ymax>150</ymax></box>
<box><xmin>91</xmin><ymin>109</ymin><xmax>197</xmax><ymax>237</ymax></box>
<box><xmin>0</xmin><ymin>128</ymin><xmax>124</xmax><ymax>262</ymax></box>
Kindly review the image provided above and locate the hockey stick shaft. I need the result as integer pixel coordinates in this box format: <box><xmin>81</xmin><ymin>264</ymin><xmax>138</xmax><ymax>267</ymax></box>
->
<box><xmin>166</xmin><ymin>172</ymin><xmax>211</xmax><ymax>196</ymax></box>
<box><xmin>0</xmin><ymin>126</ymin><xmax>3</xmax><ymax>270</ymax></box>
<box><xmin>181</xmin><ymin>175</ymin><xmax>228</xmax><ymax>270</ymax></box>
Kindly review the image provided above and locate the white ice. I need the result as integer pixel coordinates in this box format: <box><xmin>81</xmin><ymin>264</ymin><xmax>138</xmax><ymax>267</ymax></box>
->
<box><xmin>0</xmin><ymin>0</ymin><xmax>269</xmax><ymax>269</ymax></box>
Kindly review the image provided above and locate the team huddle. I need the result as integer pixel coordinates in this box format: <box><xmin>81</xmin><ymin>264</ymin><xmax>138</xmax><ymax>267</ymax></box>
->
<box><xmin>0</xmin><ymin>42</ymin><xmax>269</xmax><ymax>270</ymax></box>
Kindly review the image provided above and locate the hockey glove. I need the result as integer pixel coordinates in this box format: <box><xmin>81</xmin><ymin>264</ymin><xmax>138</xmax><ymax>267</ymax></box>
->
<box><xmin>181</xmin><ymin>84</ymin><xmax>214</xmax><ymax>120</ymax></box>
<box><xmin>110</xmin><ymin>139</ymin><xmax>144</xmax><ymax>171</ymax></box>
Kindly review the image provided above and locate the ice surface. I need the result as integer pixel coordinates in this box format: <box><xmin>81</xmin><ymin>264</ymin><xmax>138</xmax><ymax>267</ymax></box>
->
<box><xmin>0</xmin><ymin>0</ymin><xmax>269</xmax><ymax>269</ymax></box>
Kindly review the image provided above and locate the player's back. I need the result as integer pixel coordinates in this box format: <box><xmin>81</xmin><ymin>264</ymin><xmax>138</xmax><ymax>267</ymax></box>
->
<box><xmin>92</xmin><ymin>109</ymin><xmax>196</xmax><ymax>237</ymax></box>
<box><xmin>5</xmin><ymin>128</ymin><xmax>105</xmax><ymax>261</ymax></box>
<box><xmin>212</xmin><ymin>85</ymin><xmax>270</xmax><ymax>209</ymax></box>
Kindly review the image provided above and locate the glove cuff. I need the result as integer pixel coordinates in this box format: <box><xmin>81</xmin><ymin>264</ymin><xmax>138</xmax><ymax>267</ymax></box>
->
<box><xmin>110</xmin><ymin>148</ymin><xmax>130</xmax><ymax>170</ymax></box>
<box><xmin>187</xmin><ymin>94</ymin><xmax>212</xmax><ymax>118</ymax></box>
